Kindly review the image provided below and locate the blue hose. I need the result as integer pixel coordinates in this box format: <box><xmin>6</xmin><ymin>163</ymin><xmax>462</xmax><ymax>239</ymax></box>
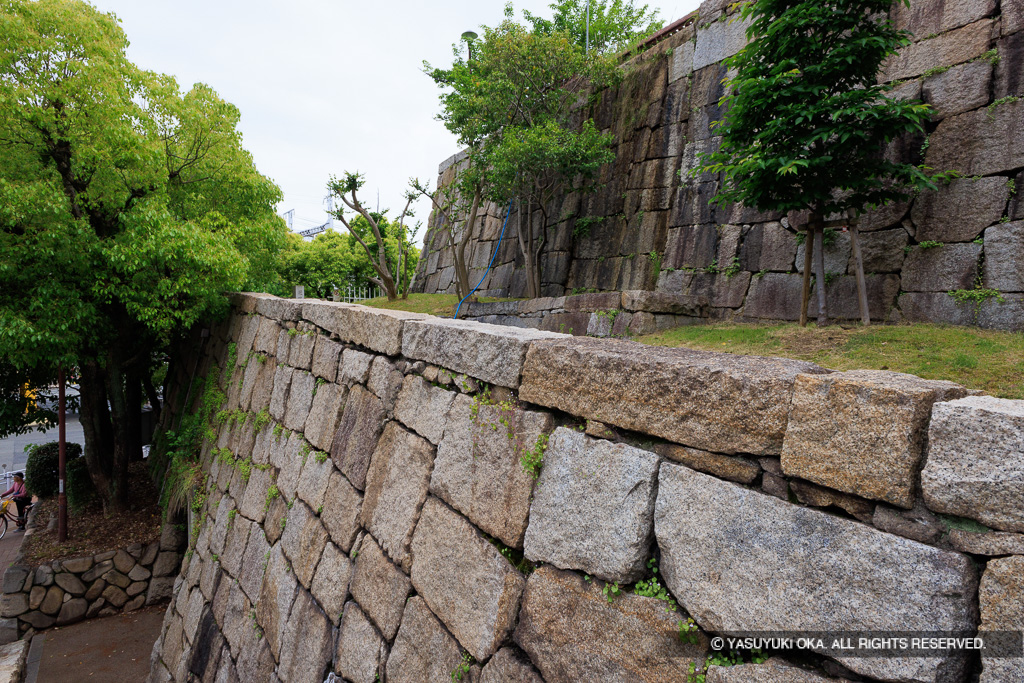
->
<box><xmin>455</xmin><ymin>197</ymin><xmax>515</xmax><ymax>319</ymax></box>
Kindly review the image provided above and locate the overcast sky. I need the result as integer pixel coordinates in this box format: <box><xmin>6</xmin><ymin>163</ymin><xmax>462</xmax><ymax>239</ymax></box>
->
<box><xmin>89</xmin><ymin>0</ymin><xmax>700</xmax><ymax>245</ymax></box>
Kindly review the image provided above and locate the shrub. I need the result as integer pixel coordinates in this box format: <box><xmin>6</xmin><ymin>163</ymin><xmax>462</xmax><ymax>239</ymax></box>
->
<box><xmin>65</xmin><ymin>457</ymin><xmax>96</xmax><ymax>512</ymax></box>
<box><xmin>24</xmin><ymin>441</ymin><xmax>83</xmax><ymax>499</ymax></box>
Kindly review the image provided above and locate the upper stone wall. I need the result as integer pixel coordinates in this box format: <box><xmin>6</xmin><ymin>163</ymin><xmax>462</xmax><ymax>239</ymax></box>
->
<box><xmin>413</xmin><ymin>0</ymin><xmax>1024</xmax><ymax>331</ymax></box>
<box><xmin>150</xmin><ymin>293</ymin><xmax>1024</xmax><ymax>683</ymax></box>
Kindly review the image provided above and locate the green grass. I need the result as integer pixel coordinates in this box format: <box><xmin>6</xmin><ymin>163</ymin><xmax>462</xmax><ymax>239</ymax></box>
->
<box><xmin>360</xmin><ymin>293</ymin><xmax>522</xmax><ymax>318</ymax></box>
<box><xmin>638</xmin><ymin>323</ymin><xmax>1024</xmax><ymax>399</ymax></box>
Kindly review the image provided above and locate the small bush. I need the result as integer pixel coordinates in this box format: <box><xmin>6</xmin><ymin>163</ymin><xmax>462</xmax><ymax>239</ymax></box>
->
<box><xmin>24</xmin><ymin>441</ymin><xmax>83</xmax><ymax>499</ymax></box>
<box><xmin>66</xmin><ymin>457</ymin><xmax>96</xmax><ymax>512</ymax></box>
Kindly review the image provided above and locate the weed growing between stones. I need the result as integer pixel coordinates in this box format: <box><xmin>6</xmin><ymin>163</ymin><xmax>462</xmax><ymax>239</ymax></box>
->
<box><xmin>678</xmin><ymin>617</ymin><xmax>700</xmax><ymax>644</ymax></box>
<box><xmin>484</xmin><ymin>532</ymin><xmax>534</xmax><ymax>575</ymax></box>
<box><xmin>227</xmin><ymin>509</ymin><xmax>237</xmax><ymax>528</ymax></box>
<box><xmin>224</xmin><ymin>342</ymin><xmax>238</xmax><ymax>381</ymax></box>
<box><xmin>602</xmin><ymin>581</ymin><xmax>622</xmax><ymax>603</ymax></box>
<box><xmin>633</xmin><ymin>558</ymin><xmax>677</xmax><ymax>612</ymax></box>
<box><xmin>450</xmin><ymin>652</ymin><xmax>475</xmax><ymax>682</ymax></box>
<box><xmin>264</xmin><ymin>485</ymin><xmax>280</xmax><ymax>513</ymax></box>
<box><xmin>253</xmin><ymin>408</ymin><xmax>270</xmax><ymax>433</ymax></box>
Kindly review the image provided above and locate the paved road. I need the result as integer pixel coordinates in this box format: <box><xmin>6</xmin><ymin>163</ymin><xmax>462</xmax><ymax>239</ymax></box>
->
<box><xmin>0</xmin><ymin>416</ymin><xmax>85</xmax><ymax>482</ymax></box>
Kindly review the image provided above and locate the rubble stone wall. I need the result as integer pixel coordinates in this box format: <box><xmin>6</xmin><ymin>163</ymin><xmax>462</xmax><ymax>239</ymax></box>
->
<box><xmin>0</xmin><ymin>524</ymin><xmax>186</xmax><ymax>641</ymax></box>
<box><xmin>150</xmin><ymin>293</ymin><xmax>1023</xmax><ymax>683</ymax></box>
<box><xmin>412</xmin><ymin>0</ymin><xmax>1024</xmax><ymax>331</ymax></box>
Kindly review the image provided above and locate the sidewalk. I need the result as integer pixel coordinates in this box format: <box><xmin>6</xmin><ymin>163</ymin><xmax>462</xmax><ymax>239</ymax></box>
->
<box><xmin>24</xmin><ymin>605</ymin><xmax>165</xmax><ymax>683</ymax></box>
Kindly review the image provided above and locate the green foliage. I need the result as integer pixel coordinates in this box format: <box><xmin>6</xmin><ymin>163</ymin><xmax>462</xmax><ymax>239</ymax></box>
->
<box><xmin>678</xmin><ymin>617</ymin><xmax>700</xmax><ymax>645</ymax></box>
<box><xmin>698</xmin><ymin>0</ymin><xmax>939</xmax><ymax>222</ymax></box>
<box><xmin>264</xmin><ymin>484</ymin><xmax>280</xmax><ymax>512</ymax></box>
<box><xmin>451</xmin><ymin>652</ymin><xmax>475</xmax><ymax>682</ymax></box>
<box><xmin>65</xmin><ymin>456</ymin><xmax>96</xmax><ymax>512</ymax></box>
<box><xmin>523</xmin><ymin>0</ymin><xmax>664</xmax><ymax>55</ymax></box>
<box><xmin>574</xmin><ymin>215</ymin><xmax>606</xmax><ymax>237</ymax></box>
<box><xmin>24</xmin><ymin>441</ymin><xmax>83</xmax><ymax>499</ymax></box>
<box><xmin>520</xmin><ymin>433</ymin><xmax>549</xmax><ymax>479</ymax></box>
<box><xmin>948</xmin><ymin>287</ymin><xmax>1005</xmax><ymax>305</ymax></box>
<box><xmin>918</xmin><ymin>240</ymin><xmax>944</xmax><ymax>249</ymax></box>
<box><xmin>602</xmin><ymin>581</ymin><xmax>622</xmax><ymax>603</ymax></box>
<box><xmin>634</xmin><ymin>557</ymin><xmax>677</xmax><ymax>611</ymax></box>
<box><xmin>252</xmin><ymin>408</ymin><xmax>270</xmax><ymax>433</ymax></box>
<box><xmin>0</xmin><ymin>0</ymin><xmax>287</xmax><ymax>510</ymax></box>
<box><xmin>425</xmin><ymin>10</ymin><xmax>620</xmax><ymax>297</ymax></box>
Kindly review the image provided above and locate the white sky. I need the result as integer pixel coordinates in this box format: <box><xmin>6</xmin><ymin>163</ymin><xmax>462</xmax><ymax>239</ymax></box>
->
<box><xmin>89</xmin><ymin>0</ymin><xmax>700</xmax><ymax>245</ymax></box>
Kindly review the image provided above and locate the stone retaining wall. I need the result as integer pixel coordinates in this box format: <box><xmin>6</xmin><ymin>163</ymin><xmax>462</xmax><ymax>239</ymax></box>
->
<box><xmin>412</xmin><ymin>0</ymin><xmax>1024</xmax><ymax>330</ymax></box>
<box><xmin>0</xmin><ymin>523</ymin><xmax>185</xmax><ymax>641</ymax></box>
<box><xmin>149</xmin><ymin>293</ymin><xmax>1023</xmax><ymax>683</ymax></box>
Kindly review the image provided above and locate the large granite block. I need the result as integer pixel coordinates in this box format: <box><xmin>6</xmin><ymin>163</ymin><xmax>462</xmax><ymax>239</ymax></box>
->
<box><xmin>514</xmin><ymin>566</ymin><xmax>706</xmax><ymax>683</ymax></box>
<box><xmin>385</xmin><ymin>597</ymin><xmax>469</xmax><ymax>683</ymax></box>
<box><xmin>655</xmin><ymin>463</ymin><xmax>978</xmax><ymax>683</ymax></box>
<box><xmin>901</xmin><ymin>243</ymin><xmax>981</xmax><ymax>292</ymax></box>
<box><xmin>283</xmin><ymin>370</ymin><xmax>315</xmax><ymax>433</ymax></box>
<box><xmin>357</xmin><ymin>422</ymin><xmax>435</xmax><ymax>572</ymax></box>
<box><xmin>303</xmin><ymin>381</ymin><xmax>346</xmax><ymax>452</ymax></box>
<box><xmin>393</xmin><ymin>375</ymin><xmax>456</xmax><ymax>445</ymax></box>
<box><xmin>309</xmin><ymin>541</ymin><xmax>351</xmax><ymax>625</ymax></box>
<box><xmin>302</xmin><ymin>301</ymin><xmax>427</xmax><ymax>356</ymax></box>
<box><xmin>278</xmin><ymin>588</ymin><xmax>334</xmax><ymax>683</ymax></box>
<box><xmin>892</xmin><ymin>0</ymin><xmax>996</xmax><ymax>35</ymax></box>
<box><xmin>402</xmin><ymin>318</ymin><xmax>565</xmax><ymax>389</ymax></box>
<box><xmin>921</xmin><ymin>60</ymin><xmax>992</xmax><ymax>120</ymax></box>
<box><xmin>521</xmin><ymin>337</ymin><xmax>827</xmax><ymax>455</ymax></box>
<box><xmin>311</xmin><ymin>335</ymin><xmax>342</xmax><ymax>382</ymax></box>
<box><xmin>782</xmin><ymin>370</ymin><xmax>969</xmax><ymax>508</ymax></box>
<box><xmin>978</xmin><ymin>556</ymin><xmax>1024</xmax><ymax>683</ymax></box>
<box><xmin>335</xmin><ymin>601</ymin><xmax>388</xmax><ymax>683</ymax></box>
<box><xmin>480</xmin><ymin>647</ymin><xmax>545</xmax><ymax>683</ymax></box>
<box><xmin>913</xmin><ymin>177</ymin><xmax>1010</xmax><ymax>244</ymax></box>
<box><xmin>693</xmin><ymin>14</ymin><xmax>752</xmax><ymax>70</ymax></box>
<box><xmin>926</xmin><ymin>98</ymin><xmax>1024</xmax><ymax>177</ymax></box>
<box><xmin>349</xmin><ymin>535</ymin><xmax>411</xmax><ymax>642</ymax></box>
<box><xmin>921</xmin><ymin>396</ymin><xmax>1024</xmax><ymax>532</ymax></box>
<box><xmin>431</xmin><ymin>394</ymin><xmax>553</xmax><ymax>548</ymax></box>
<box><xmin>983</xmin><ymin>221</ymin><xmax>1024</xmax><ymax>292</ymax></box>
<box><xmin>253</xmin><ymin>295</ymin><xmax>302</xmax><ymax>321</ymax></box>
<box><xmin>254</xmin><ymin>545</ymin><xmax>297</xmax><ymax>660</ymax></box>
<box><xmin>881</xmin><ymin>19</ymin><xmax>993</xmax><ymax>82</ymax></box>
<box><xmin>320</xmin><ymin>468</ymin><xmax>363</xmax><ymax>553</ymax></box>
<box><xmin>410</xmin><ymin>497</ymin><xmax>526</xmax><ymax>661</ymax></box>
<box><xmin>524</xmin><ymin>428</ymin><xmax>659</xmax><ymax>583</ymax></box>
<box><xmin>280</xmin><ymin>501</ymin><xmax>328</xmax><ymax>588</ymax></box>
<box><xmin>329</xmin><ymin>385</ymin><xmax>386</xmax><ymax>490</ymax></box>
<box><xmin>268</xmin><ymin>365</ymin><xmax>293</xmax><ymax>422</ymax></box>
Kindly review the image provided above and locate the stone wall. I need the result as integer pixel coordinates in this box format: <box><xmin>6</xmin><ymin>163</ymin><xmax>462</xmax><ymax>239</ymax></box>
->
<box><xmin>0</xmin><ymin>524</ymin><xmax>185</xmax><ymax>641</ymax></box>
<box><xmin>412</xmin><ymin>0</ymin><xmax>1024</xmax><ymax>330</ymax></box>
<box><xmin>150</xmin><ymin>293</ymin><xmax>1023</xmax><ymax>683</ymax></box>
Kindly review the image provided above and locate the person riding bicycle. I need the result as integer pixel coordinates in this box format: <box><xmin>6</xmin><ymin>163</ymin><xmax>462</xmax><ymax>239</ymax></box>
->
<box><xmin>1</xmin><ymin>473</ymin><xmax>31</xmax><ymax>530</ymax></box>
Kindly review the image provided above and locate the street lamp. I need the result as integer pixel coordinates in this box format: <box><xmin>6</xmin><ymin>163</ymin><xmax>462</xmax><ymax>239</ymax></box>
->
<box><xmin>461</xmin><ymin>31</ymin><xmax>478</xmax><ymax>61</ymax></box>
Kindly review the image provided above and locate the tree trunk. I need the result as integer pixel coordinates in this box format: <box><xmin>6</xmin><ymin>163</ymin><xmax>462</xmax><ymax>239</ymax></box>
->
<box><xmin>78</xmin><ymin>360</ymin><xmax>115</xmax><ymax>508</ymax></box>
<box><xmin>102</xmin><ymin>355</ymin><xmax>134</xmax><ymax>513</ymax></box>
<box><xmin>813</xmin><ymin>221</ymin><xmax>828</xmax><ymax>327</ymax></box>
<box><xmin>849</xmin><ymin>220</ymin><xmax>870</xmax><ymax>325</ymax></box>
<box><xmin>800</xmin><ymin>226</ymin><xmax>814</xmax><ymax>327</ymax></box>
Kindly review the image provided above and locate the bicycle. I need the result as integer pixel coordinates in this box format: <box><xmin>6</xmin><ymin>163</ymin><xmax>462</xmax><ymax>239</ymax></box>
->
<box><xmin>0</xmin><ymin>497</ymin><xmax>32</xmax><ymax>540</ymax></box>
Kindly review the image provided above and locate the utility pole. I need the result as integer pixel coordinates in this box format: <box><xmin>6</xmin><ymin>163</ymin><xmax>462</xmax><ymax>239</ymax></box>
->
<box><xmin>586</xmin><ymin>0</ymin><xmax>591</xmax><ymax>53</ymax></box>
<box><xmin>324</xmin><ymin>195</ymin><xmax>334</xmax><ymax>230</ymax></box>
<box><xmin>57</xmin><ymin>366</ymin><xmax>67</xmax><ymax>542</ymax></box>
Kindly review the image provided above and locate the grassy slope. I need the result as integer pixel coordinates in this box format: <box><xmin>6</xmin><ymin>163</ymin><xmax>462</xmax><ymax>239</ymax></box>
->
<box><xmin>638</xmin><ymin>323</ymin><xmax>1024</xmax><ymax>399</ymax></box>
<box><xmin>361</xmin><ymin>295</ymin><xmax>1023</xmax><ymax>399</ymax></box>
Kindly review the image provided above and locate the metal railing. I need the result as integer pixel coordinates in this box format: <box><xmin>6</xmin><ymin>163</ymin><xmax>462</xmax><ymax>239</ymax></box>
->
<box><xmin>335</xmin><ymin>285</ymin><xmax>382</xmax><ymax>303</ymax></box>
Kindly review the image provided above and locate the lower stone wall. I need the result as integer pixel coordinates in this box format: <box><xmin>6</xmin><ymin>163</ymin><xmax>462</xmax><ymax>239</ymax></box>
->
<box><xmin>150</xmin><ymin>293</ymin><xmax>1023</xmax><ymax>683</ymax></box>
<box><xmin>0</xmin><ymin>523</ymin><xmax>185</xmax><ymax>641</ymax></box>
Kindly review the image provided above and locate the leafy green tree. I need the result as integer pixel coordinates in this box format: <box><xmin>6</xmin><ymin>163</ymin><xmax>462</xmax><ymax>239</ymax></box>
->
<box><xmin>0</xmin><ymin>0</ymin><xmax>287</xmax><ymax>511</ymax></box>
<box><xmin>524</xmin><ymin>0</ymin><xmax>663</xmax><ymax>55</ymax></box>
<box><xmin>699</xmin><ymin>0</ymin><xmax>938</xmax><ymax>325</ymax></box>
<box><xmin>426</xmin><ymin>7</ymin><xmax>619</xmax><ymax>299</ymax></box>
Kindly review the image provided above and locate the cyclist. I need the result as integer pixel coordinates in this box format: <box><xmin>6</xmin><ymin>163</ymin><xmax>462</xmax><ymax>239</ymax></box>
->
<box><xmin>1</xmin><ymin>473</ymin><xmax>31</xmax><ymax>530</ymax></box>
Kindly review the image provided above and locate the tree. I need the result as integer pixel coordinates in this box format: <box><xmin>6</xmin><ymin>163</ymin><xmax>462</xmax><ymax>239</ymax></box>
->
<box><xmin>326</xmin><ymin>173</ymin><xmax>414</xmax><ymax>301</ymax></box>
<box><xmin>699</xmin><ymin>0</ymin><xmax>938</xmax><ymax>326</ymax></box>
<box><xmin>411</xmin><ymin>169</ymin><xmax>483</xmax><ymax>302</ymax></box>
<box><xmin>426</xmin><ymin>7</ymin><xmax>619</xmax><ymax>299</ymax></box>
<box><xmin>524</xmin><ymin>0</ymin><xmax>663</xmax><ymax>55</ymax></box>
<box><xmin>0</xmin><ymin>0</ymin><xmax>287</xmax><ymax>512</ymax></box>
<box><xmin>281</xmin><ymin>218</ymin><xmax>420</xmax><ymax>300</ymax></box>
